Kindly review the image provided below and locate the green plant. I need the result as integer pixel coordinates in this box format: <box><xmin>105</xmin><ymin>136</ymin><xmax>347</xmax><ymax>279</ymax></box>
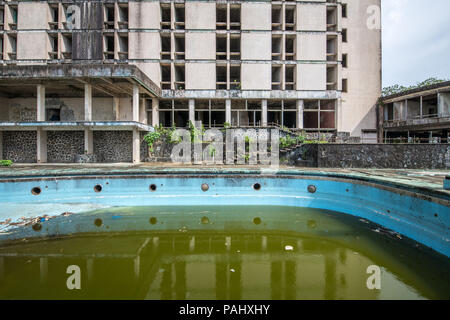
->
<box><xmin>143</xmin><ymin>131</ymin><xmax>162</xmax><ymax>153</ymax></box>
<box><xmin>224</xmin><ymin>122</ymin><xmax>232</xmax><ymax>129</ymax></box>
<box><xmin>0</xmin><ymin>160</ymin><xmax>13</xmax><ymax>167</ymax></box>
<box><xmin>188</xmin><ymin>120</ymin><xmax>204</xmax><ymax>143</ymax></box>
<box><xmin>209</xmin><ymin>145</ymin><xmax>216</xmax><ymax>158</ymax></box>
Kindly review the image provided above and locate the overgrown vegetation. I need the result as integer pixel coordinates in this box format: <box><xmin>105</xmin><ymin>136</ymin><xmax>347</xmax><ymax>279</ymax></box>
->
<box><xmin>0</xmin><ymin>160</ymin><xmax>13</xmax><ymax>167</ymax></box>
<box><xmin>143</xmin><ymin>124</ymin><xmax>179</xmax><ymax>152</ymax></box>
<box><xmin>382</xmin><ymin>77</ymin><xmax>449</xmax><ymax>97</ymax></box>
<box><xmin>279</xmin><ymin>132</ymin><xmax>328</xmax><ymax>149</ymax></box>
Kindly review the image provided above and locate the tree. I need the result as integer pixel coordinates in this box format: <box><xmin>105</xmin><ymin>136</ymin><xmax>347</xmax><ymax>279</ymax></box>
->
<box><xmin>382</xmin><ymin>77</ymin><xmax>448</xmax><ymax>97</ymax></box>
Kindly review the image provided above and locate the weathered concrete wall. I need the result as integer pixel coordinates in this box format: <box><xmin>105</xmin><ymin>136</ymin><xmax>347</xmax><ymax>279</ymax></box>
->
<box><xmin>72</xmin><ymin>1</ymin><xmax>103</xmax><ymax>60</ymax></box>
<box><xmin>3</xmin><ymin>98</ymin><xmax>116</xmax><ymax>122</ymax></box>
<box><xmin>93</xmin><ymin>131</ymin><xmax>132</xmax><ymax>163</ymax></box>
<box><xmin>2</xmin><ymin>131</ymin><xmax>37</xmax><ymax>163</ymax></box>
<box><xmin>47</xmin><ymin>131</ymin><xmax>84</xmax><ymax>163</ymax></box>
<box><xmin>283</xmin><ymin>144</ymin><xmax>450</xmax><ymax>169</ymax></box>
<box><xmin>340</xmin><ymin>0</ymin><xmax>382</xmax><ymax>137</ymax></box>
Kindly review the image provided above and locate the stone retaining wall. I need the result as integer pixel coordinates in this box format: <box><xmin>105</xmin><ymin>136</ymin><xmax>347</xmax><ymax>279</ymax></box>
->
<box><xmin>283</xmin><ymin>144</ymin><xmax>450</xmax><ymax>169</ymax></box>
<box><xmin>93</xmin><ymin>131</ymin><xmax>133</xmax><ymax>163</ymax></box>
<box><xmin>47</xmin><ymin>131</ymin><xmax>84</xmax><ymax>163</ymax></box>
<box><xmin>2</xmin><ymin>131</ymin><xmax>37</xmax><ymax>163</ymax></box>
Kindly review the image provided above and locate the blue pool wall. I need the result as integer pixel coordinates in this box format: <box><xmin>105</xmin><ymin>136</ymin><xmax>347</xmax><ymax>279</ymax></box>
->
<box><xmin>0</xmin><ymin>174</ymin><xmax>449</xmax><ymax>257</ymax></box>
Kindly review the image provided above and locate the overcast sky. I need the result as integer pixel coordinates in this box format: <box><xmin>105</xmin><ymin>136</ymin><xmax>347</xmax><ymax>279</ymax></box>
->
<box><xmin>382</xmin><ymin>0</ymin><xmax>450</xmax><ymax>88</ymax></box>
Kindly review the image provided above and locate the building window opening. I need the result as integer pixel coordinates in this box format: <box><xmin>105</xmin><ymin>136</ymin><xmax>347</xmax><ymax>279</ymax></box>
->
<box><xmin>216</xmin><ymin>5</ymin><xmax>227</xmax><ymax>30</ymax></box>
<box><xmin>272</xmin><ymin>36</ymin><xmax>282</xmax><ymax>61</ymax></box>
<box><xmin>216</xmin><ymin>65</ymin><xmax>227</xmax><ymax>90</ymax></box>
<box><xmin>174</xmin><ymin>4</ymin><xmax>185</xmax><ymax>30</ymax></box>
<box><xmin>272</xmin><ymin>66</ymin><xmax>282</xmax><ymax>90</ymax></box>
<box><xmin>161</xmin><ymin>34</ymin><xmax>171</xmax><ymax>60</ymax></box>
<box><xmin>230</xmin><ymin>65</ymin><xmax>241</xmax><ymax>90</ymax></box>
<box><xmin>118</xmin><ymin>4</ymin><xmax>129</xmax><ymax>29</ymax></box>
<box><xmin>161</xmin><ymin>4</ymin><xmax>171</xmax><ymax>30</ymax></box>
<box><xmin>216</xmin><ymin>35</ymin><xmax>227</xmax><ymax>60</ymax></box>
<box><xmin>103</xmin><ymin>34</ymin><xmax>115</xmax><ymax>60</ymax></box>
<box><xmin>272</xmin><ymin>5</ymin><xmax>282</xmax><ymax>31</ymax></box>
<box><xmin>230</xmin><ymin>35</ymin><xmax>241</xmax><ymax>60</ymax></box>
<box><xmin>174</xmin><ymin>35</ymin><xmax>185</xmax><ymax>60</ymax></box>
<box><xmin>230</xmin><ymin>5</ymin><xmax>241</xmax><ymax>30</ymax></box>
<box><xmin>285</xmin><ymin>66</ymin><xmax>295</xmax><ymax>90</ymax></box>
<box><xmin>285</xmin><ymin>6</ymin><xmax>295</xmax><ymax>30</ymax></box>
<box><xmin>174</xmin><ymin>65</ymin><xmax>185</xmax><ymax>90</ymax></box>
<box><xmin>161</xmin><ymin>64</ymin><xmax>171</xmax><ymax>90</ymax></box>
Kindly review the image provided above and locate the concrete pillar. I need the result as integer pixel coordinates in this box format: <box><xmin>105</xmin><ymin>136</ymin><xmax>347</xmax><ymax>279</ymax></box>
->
<box><xmin>84</xmin><ymin>84</ymin><xmax>92</xmax><ymax>121</ymax></box>
<box><xmin>296</xmin><ymin>100</ymin><xmax>304</xmax><ymax>129</ymax></box>
<box><xmin>420</xmin><ymin>96</ymin><xmax>423</xmax><ymax>118</ymax></box>
<box><xmin>132</xmin><ymin>128</ymin><xmax>141</xmax><ymax>164</ymax></box>
<box><xmin>152</xmin><ymin>99</ymin><xmax>159</xmax><ymax>127</ymax></box>
<box><xmin>84</xmin><ymin>129</ymin><xmax>93</xmax><ymax>154</ymax></box>
<box><xmin>37</xmin><ymin>129</ymin><xmax>47</xmax><ymax>163</ymax></box>
<box><xmin>113</xmin><ymin>97</ymin><xmax>120</xmax><ymax>121</ymax></box>
<box><xmin>189</xmin><ymin>99</ymin><xmax>195</xmax><ymax>125</ymax></box>
<box><xmin>0</xmin><ymin>132</ymin><xmax>2</xmax><ymax>160</ymax></box>
<box><xmin>261</xmin><ymin>100</ymin><xmax>268</xmax><ymax>127</ymax></box>
<box><xmin>133</xmin><ymin>84</ymin><xmax>140</xmax><ymax>122</ymax></box>
<box><xmin>225</xmin><ymin>99</ymin><xmax>232</xmax><ymax>125</ymax></box>
<box><xmin>37</xmin><ymin>85</ymin><xmax>45</xmax><ymax>121</ymax></box>
<box><xmin>140</xmin><ymin>98</ymin><xmax>147</xmax><ymax>124</ymax></box>
<box><xmin>404</xmin><ymin>99</ymin><xmax>408</xmax><ymax>120</ymax></box>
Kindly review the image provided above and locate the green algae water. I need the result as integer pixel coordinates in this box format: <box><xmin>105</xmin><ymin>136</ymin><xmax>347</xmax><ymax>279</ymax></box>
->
<box><xmin>0</xmin><ymin>206</ymin><xmax>448</xmax><ymax>300</ymax></box>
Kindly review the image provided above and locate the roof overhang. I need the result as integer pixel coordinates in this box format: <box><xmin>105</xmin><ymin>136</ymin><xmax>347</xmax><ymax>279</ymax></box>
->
<box><xmin>382</xmin><ymin>81</ymin><xmax>450</xmax><ymax>104</ymax></box>
<box><xmin>0</xmin><ymin>121</ymin><xmax>154</xmax><ymax>132</ymax></box>
<box><xmin>0</xmin><ymin>64</ymin><xmax>161</xmax><ymax>99</ymax></box>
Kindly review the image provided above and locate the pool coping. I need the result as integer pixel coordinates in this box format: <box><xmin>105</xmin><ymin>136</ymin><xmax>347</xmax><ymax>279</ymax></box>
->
<box><xmin>1</xmin><ymin>165</ymin><xmax>449</xmax><ymax>203</ymax></box>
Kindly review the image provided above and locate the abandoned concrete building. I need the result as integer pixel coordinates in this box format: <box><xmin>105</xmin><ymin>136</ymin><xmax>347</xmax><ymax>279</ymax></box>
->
<box><xmin>378</xmin><ymin>81</ymin><xmax>450</xmax><ymax>144</ymax></box>
<box><xmin>0</xmin><ymin>0</ymin><xmax>381</xmax><ymax>163</ymax></box>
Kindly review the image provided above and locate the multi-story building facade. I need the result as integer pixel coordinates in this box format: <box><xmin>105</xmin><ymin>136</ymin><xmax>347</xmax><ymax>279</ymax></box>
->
<box><xmin>0</xmin><ymin>0</ymin><xmax>381</xmax><ymax>164</ymax></box>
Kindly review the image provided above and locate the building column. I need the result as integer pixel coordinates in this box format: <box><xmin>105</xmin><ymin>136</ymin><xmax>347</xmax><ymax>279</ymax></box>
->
<box><xmin>37</xmin><ymin>85</ymin><xmax>46</xmax><ymax>121</ymax></box>
<box><xmin>37</xmin><ymin>129</ymin><xmax>47</xmax><ymax>163</ymax></box>
<box><xmin>225</xmin><ymin>99</ymin><xmax>231</xmax><ymax>125</ymax></box>
<box><xmin>152</xmin><ymin>99</ymin><xmax>159</xmax><ymax>127</ymax></box>
<box><xmin>140</xmin><ymin>98</ymin><xmax>147</xmax><ymax>124</ymax></box>
<box><xmin>403</xmin><ymin>99</ymin><xmax>408</xmax><ymax>120</ymax></box>
<box><xmin>189</xmin><ymin>99</ymin><xmax>195</xmax><ymax>125</ymax></box>
<box><xmin>296</xmin><ymin>99</ymin><xmax>304</xmax><ymax>129</ymax></box>
<box><xmin>133</xmin><ymin>84</ymin><xmax>140</xmax><ymax>122</ymax></box>
<box><xmin>84</xmin><ymin>129</ymin><xmax>93</xmax><ymax>154</ymax></box>
<box><xmin>261</xmin><ymin>100</ymin><xmax>268</xmax><ymax>127</ymax></box>
<box><xmin>420</xmin><ymin>96</ymin><xmax>423</xmax><ymax>118</ymax></box>
<box><xmin>113</xmin><ymin>97</ymin><xmax>120</xmax><ymax>121</ymax></box>
<box><xmin>84</xmin><ymin>84</ymin><xmax>92</xmax><ymax>121</ymax></box>
<box><xmin>132</xmin><ymin>128</ymin><xmax>141</xmax><ymax>164</ymax></box>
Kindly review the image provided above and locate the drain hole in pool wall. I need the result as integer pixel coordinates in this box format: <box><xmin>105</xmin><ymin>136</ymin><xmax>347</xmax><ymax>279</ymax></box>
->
<box><xmin>253</xmin><ymin>217</ymin><xmax>262</xmax><ymax>225</ymax></box>
<box><xmin>32</xmin><ymin>223</ymin><xmax>42</xmax><ymax>232</ymax></box>
<box><xmin>201</xmin><ymin>216</ymin><xmax>210</xmax><ymax>225</ymax></box>
<box><xmin>201</xmin><ymin>183</ymin><xmax>209</xmax><ymax>192</ymax></box>
<box><xmin>307</xmin><ymin>185</ymin><xmax>317</xmax><ymax>194</ymax></box>
<box><xmin>253</xmin><ymin>183</ymin><xmax>261</xmax><ymax>191</ymax></box>
<box><xmin>149</xmin><ymin>184</ymin><xmax>157</xmax><ymax>192</ymax></box>
<box><xmin>31</xmin><ymin>187</ymin><xmax>41</xmax><ymax>196</ymax></box>
<box><xmin>94</xmin><ymin>185</ymin><xmax>102</xmax><ymax>193</ymax></box>
<box><xmin>94</xmin><ymin>219</ymin><xmax>103</xmax><ymax>227</ymax></box>
<box><xmin>149</xmin><ymin>217</ymin><xmax>157</xmax><ymax>225</ymax></box>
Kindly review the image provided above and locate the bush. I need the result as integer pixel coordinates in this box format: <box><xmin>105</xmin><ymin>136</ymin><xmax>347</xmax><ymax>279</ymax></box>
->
<box><xmin>0</xmin><ymin>160</ymin><xmax>13</xmax><ymax>167</ymax></box>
